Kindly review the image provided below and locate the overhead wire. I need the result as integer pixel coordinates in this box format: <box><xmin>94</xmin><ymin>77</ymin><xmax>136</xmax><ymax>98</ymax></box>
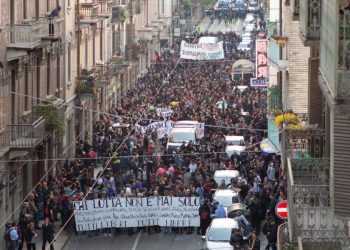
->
<box><xmin>0</xmin><ymin>111</ymin><xmax>100</xmax><ymax>229</ymax></box>
<box><xmin>47</xmin><ymin>53</ymin><xmax>182</xmax><ymax>249</ymax></box>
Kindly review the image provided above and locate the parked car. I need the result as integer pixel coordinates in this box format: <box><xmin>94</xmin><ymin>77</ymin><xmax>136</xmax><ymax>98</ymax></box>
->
<box><xmin>213</xmin><ymin>189</ymin><xmax>240</xmax><ymax>209</ymax></box>
<box><xmin>204</xmin><ymin>218</ymin><xmax>240</xmax><ymax>250</ymax></box>
<box><xmin>214</xmin><ymin>170</ymin><xmax>240</xmax><ymax>187</ymax></box>
<box><xmin>166</xmin><ymin>121</ymin><xmax>201</xmax><ymax>152</ymax></box>
<box><xmin>225</xmin><ymin>135</ymin><xmax>246</xmax><ymax>157</ymax></box>
<box><xmin>237</xmin><ymin>42</ymin><xmax>251</xmax><ymax>52</ymax></box>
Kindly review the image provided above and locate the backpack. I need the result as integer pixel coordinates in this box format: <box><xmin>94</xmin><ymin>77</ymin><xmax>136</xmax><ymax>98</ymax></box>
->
<box><xmin>4</xmin><ymin>228</ymin><xmax>14</xmax><ymax>242</ymax></box>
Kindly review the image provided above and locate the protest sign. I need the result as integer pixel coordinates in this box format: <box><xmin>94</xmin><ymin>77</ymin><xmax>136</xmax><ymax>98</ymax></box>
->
<box><xmin>180</xmin><ymin>40</ymin><xmax>224</xmax><ymax>60</ymax></box>
<box><xmin>198</xmin><ymin>123</ymin><xmax>205</xmax><ymax>139</ymax></box>
<box><xmin>135</xmin><ymin>121</ymin><xmax>173</xmax><ymax>139</ymax></box>
<box><xmin>156</xmin><ymin>107</ymin><xmax>173</xmax><ymax>118</ymax></box>
<box><xmin>73</xmin><ymin>196</ymin><xmax>200</xmax><ymax>231</ymax></box>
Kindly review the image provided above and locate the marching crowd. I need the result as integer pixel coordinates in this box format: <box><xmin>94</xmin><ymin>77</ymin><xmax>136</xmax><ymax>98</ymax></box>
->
<box><xmin>4</xmin><ymin>15</ymin><xmax>284</xmax><ymax>250</ymax></box>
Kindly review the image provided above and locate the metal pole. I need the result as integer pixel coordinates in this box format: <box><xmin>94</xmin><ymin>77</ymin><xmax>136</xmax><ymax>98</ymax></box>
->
<box><xmin>77</xmin><ymin>0</ymin><xmax>81</xmax><ymax>105</ymax></box>
<box><xmin>278</xmin><ymin>0</ymin><xmax>283</xmax><ymax>110</ymax></box>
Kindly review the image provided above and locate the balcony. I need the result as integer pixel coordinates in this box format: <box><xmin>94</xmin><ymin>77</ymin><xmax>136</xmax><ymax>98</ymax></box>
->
<box><xmin>94</xmin><ymin>0</ymin><xmax>113</xmax><ymax>18</ymax></box>
<box><xmin>268</xmin><ymin>37</ymin><xmax>289</xmax><ymax>71</ymax></box>
<box><xmin>3</xmin><ymin>115</ymin><xmax>46</xmax><ymax>149</ymax></box>
<box><xmin>40</xmin><ymin>17</ymin><xmax>64</xmax><ymax>41</ymax></box>
<box><xmin>299</xmin><ymin>0</ymin><xmax>321</xmax><ymax>46</ymax></box>
<box><xmin>287</xmin><ymin>158</ymin><xmax>350</xmax><ymax>248</ymax></box>
<box><xmin>6</xmin><ymin>22</ymin><xmax>43</xmax><ymax>50</ymax></box>
<box><xmin>77</xmin><ymin>3</ymin><xmax>99</xmax><ymax>27</ymax></box>
<box><xmin>77</xmin><ymin>68</ymin><xmax>102</xmax><ymax>91</ymax></box>
<box><xmin>111</xmin><ymin>5</ymin><xmax>127</xmax><ymax>23</ymax></box>
<box><xmin>131</xmin><ymin>0</ymin><xmax>142</xmax><ymax>15</ymax></box>
<box><xmin>111</xmin><ymin>55</ymin><xmax>125</xmax><ymax>72</ymax></box>
<box><xmin>290</xmin><ymin>0</ymin><xmax>300</xmax><ymax>19</ymax></box>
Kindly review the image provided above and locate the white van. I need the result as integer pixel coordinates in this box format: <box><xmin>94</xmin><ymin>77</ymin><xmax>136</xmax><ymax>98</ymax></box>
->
<box><xmin>225</xmin><ymin>136</ymin><xmax>246</xmax><ymax>156</ymax></box>
<box><xmin>198</xmin><ymin>36</ymin><xmax>219</xmax><ymax>44</ymax></box>
<box><xmin>166</xmin><ymin>121</ymin><xmax>201</xmax><ymax>152</ymax></box>
<box><xmin>214</xmin><ymin>170</ymin><xmax>240</xmax><ymax>186</ymax></box>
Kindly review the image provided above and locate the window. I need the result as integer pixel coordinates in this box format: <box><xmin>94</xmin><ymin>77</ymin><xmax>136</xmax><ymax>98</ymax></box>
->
<box><xmin>68</xmin><ymin>0</ymin><xmax>71</xmax><ymax>8</ymax></box>
<box><xmin>47</xmin><ymin>52</ymin><xmax>50</xmax><ymax>95</ymax></box>
<box><xmin>23</xmin><ymin>0</ymin><xmax>27</xmax><ymax>19</ymax></box>
<box><xmin>161</xmin><ymin>0</ymin><xmax>165</xmax><ymax>14</ymax></box>
<box><xmin>36</xmin><ymin>57</ymin><xmax>40</xmax><ymax>104</ymax></box>
<box><xmin>24</xmin><ymin>64</ymin><xmax>29</xmax><ymax>111</ymax></box>
<box><xmin>68</xmin><ymin>43</ymin><xmax>72</xmax><ymax>82</ymax></box>
<box><xmin>57</xmin><ymin>53</ymin><xmax>60</xmax><ymax>95</ymax></box>
<box><xmin>85</xmin><ymin>34</ymin><xmax>88</xmax><ymax>67</ymax></box>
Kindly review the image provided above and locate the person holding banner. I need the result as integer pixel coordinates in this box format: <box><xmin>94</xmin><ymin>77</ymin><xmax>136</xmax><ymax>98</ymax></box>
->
<box><xmin>198</xmin><ymin>199</ymin><xmax>212</xmax><ymax>237</ymax></box>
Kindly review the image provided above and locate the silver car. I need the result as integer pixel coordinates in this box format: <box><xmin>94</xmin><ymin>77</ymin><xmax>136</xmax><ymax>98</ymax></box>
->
<box><xmin>204</xmin><ymin>218</ymin><xmax>240</xmax><ymax>250</ymax></box>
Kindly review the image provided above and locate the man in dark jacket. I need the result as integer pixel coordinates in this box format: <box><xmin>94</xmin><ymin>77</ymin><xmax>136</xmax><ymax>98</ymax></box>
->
<box><xmin>198</xmin><ymin>199</ymin><xmax>211</xmax><ymax>237</ymax></box>
<box><xmin>229</xmin><ymin>228</ymin><xmax>244</xmax><ymax>249</ymax></box>
<box><xmin>266</xmin><ymin>218</ymin><xmax>278</xmax><ymax>250</ymax></box>
<box><xmin>41</xmin><ymin>217</ymin><xmax>54</xmax><ymax>250</ymax></box>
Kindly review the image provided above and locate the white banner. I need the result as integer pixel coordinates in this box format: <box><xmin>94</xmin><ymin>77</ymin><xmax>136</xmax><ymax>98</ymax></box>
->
<box><xmin>180</xmin><ymin>41</ymin><xmax>224</xmax><ymax>60</ymax></box>
<box><xmin>156</xmin><ymin>107</ymin><xmax>173</xmax><ymax>118</ymax></box>
<box><xmin>135</xmin><ymin>121</ymin><xmax>173</xmax><ymax>139</ymax></box>
<box><xmin>198</xmin><ymin>123</ymin><xmax>205</xmax><ymax>139</ymax></box>
<box><xmin>73</xmin><ymin>197</ymin><xmax>200</xmax><ymax>231</ymax></box>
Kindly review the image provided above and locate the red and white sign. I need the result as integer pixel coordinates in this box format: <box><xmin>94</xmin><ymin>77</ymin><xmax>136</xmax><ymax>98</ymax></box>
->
<box><xmin>275</xmin><ymin>200</ymin><xmax>288</xmax><ymax>220</ymax></box>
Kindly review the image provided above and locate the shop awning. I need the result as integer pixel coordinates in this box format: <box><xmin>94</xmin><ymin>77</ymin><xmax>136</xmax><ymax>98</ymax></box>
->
<box><xmin>260</xmin><ymin>138</ymin><xmax>279</xmax><ymax>154</ymax></box>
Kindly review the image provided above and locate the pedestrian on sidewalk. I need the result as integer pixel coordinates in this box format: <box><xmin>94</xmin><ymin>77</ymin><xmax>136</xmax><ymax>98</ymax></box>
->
<box><xmin>25</xmin><ymin>221</ymin><xmax>38</xmax><ymax>250</ymax></box>
<box><xmin>41</xmin><ymin>217</ymin><xmax>54</xmax><ymax>250</ymax></box>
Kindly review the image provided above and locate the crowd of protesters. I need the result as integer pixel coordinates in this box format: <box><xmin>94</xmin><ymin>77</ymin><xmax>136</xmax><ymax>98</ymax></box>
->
<box><xmin>4</xmin><ymin>13</ymin><xmax>284</xmax><ymax>250</ymax></box>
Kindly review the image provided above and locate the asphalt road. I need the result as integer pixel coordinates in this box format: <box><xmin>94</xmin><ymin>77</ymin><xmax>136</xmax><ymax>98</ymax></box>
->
<box><xmin>63</xmin><ymin>230</ymin><xmax>206</xmax><ymax>250</ymax></box>
<box><xmin>62</xmin><ymin>10</ymin><xmax>269</xmax><ymax>250</ymax></box>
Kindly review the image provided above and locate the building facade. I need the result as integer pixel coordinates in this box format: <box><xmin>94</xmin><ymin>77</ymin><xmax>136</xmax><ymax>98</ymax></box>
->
<box><xmin>0</xmin><ymin>0</ymin><xmax>182</xmax><ymax>244</ymax></box>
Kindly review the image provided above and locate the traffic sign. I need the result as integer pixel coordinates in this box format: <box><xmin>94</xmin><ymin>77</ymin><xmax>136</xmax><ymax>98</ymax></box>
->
<box><xmin>250</xmin><ymin>78</ymin><xmax>267</xmax><ymax>87</ymax></box>
<box><xmin>275</xmin><ymin>200</ymin><xmax>288</xmax><ymax>220</ymax></box>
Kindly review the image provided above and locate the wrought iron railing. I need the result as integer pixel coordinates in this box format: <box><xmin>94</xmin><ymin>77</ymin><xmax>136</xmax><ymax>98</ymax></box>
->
<box><xmin>338</xmin><ymin>5</ymin><xmax>350</xmax><ymax>99</ymax></box>
<box><xmin>6</xmin><ymin>22</ymin><xmax>42</xmax><ymax>48</ymax></box>
<box><xmin>94</xmin><ymin>0</ymin><xmax>113</xmax><ymax>16</ymax></box>
<box><xmin>40</xmin><ymin>16</ymin><xmax>64</xmax><ymax>38</ymax></box>
<box><xmin>77</xmin><ymin>3</ymin><xmax>99</xmax><ymax>21</ymax></box>
<box><xmin>281</xmin><ymin>128</ymin><xmax>325</xmax><ymax>169</ymax></box>
<box><xmin>6</xmin><ymin>116</ymin><xmax>46</xmax><ymax>148</ymax></box>
<box><xmin>299</xmin><ymin>0</ymin><xmax>321</xmax><ymax>42</ymax></box>
<box><xmin>287</xmin><ymin>158</ymin><xmax>349</xmax><ymax>244</ymax></box>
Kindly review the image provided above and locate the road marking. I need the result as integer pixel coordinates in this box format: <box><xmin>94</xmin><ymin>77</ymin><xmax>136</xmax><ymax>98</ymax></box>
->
<box><xmin>131</xmin><ymin>231</ymin><xmax>142</xmax><ymax>250</ymax></box>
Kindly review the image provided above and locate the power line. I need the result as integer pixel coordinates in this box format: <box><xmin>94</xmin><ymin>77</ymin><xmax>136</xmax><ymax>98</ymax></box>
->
<box><xmin>47</xmin><ymin>53</ymin><xmax>182</xmax><ymax>249</ymax></box>
<box><xmin>0</xmin><ymin>112</ymin><xmax>100</xmax><ymax>229</ymax></box>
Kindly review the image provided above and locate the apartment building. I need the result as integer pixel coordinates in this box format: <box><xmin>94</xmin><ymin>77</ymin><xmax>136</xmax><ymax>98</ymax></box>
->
<box><xmin>0</xmin><ymin>0</ymin><xmax>175</xmax><ymax>239</ymax></box>
<box><xmin>268</xmin><ymin>0</ymin><xmax>350</xmax><ymax>248</ymax></box>
<box><xmin>0</xmin><ymin>0</ymin><xmax>64</xmax><ymax>228</ymax></box>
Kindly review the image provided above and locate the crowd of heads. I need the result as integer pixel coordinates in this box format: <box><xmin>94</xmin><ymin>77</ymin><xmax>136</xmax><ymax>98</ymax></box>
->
<box><xmin>7</xmin><ymin>16</ymin><xmax>285</xmax><ymax>246</ymax></box>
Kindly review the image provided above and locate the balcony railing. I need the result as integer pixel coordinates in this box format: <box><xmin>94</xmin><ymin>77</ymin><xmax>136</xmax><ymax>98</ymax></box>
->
<box><xmin>94</xmin><ymin>0</ymin><xmax>113</xmax><ymax>17</ymax></box>
<box><xmin>77</xmin><ymin>68</ymin><xmax>102</xmax><ymax>91</ymax></box>
<box><xmin>4</xmin><ymin>115</ymin><xmax>46</xmax><ymax>149</ymax></box>
<box><xmin>40</xmin><ymin>17</ymin><xmax>64</xmax><ymax>40</ymax></box>
<box><xmin>77</xmin><ymin>3</ymin><xmax>99</xmax><ymax>23</ymax></box>
<box><xmin>6</xmin><ymin>22</ymin><xmax>43</xmax><ymax>49</ymax></box>
<box><xmin>299</xmin><ymin>0</ymin><xmax>321</xmax><ymax>45</ymax></box>
<box><xmin>337</xmin><ymin>7</ymin><xmax>350</xmax><ymax>99</ymax></box>
<box><xmin>287</xmin><ymin>158</ymin><xmax>349</xmax><ymax>246</ymax></box>
<box><xmin>111</xmin><ymin>5</ymin><xmax>127</xmax><ymax>23</ymax></box>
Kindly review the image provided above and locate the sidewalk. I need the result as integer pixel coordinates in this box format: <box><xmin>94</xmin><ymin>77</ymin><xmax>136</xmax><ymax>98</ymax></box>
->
<box><xmin>35</xmin><ymin>220</ymin><xmax>73</xmax><ymax>250</ymax></box>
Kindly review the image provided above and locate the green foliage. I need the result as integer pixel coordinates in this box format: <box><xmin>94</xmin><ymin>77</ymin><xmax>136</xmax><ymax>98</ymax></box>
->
<box><xmin>202</xmin><ymin>0</ymin><xmax>214</xmax><ymax>5</ymax></box>
<box><xmin>36</xmin><ymin>103</ymin><xmax>65</xmax><ymax>140</ymax></box>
